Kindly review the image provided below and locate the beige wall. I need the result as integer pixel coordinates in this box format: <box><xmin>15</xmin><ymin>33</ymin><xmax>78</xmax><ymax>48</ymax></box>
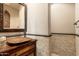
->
<box><xmin>4</xmin><ymin>5</ymin><xmax>25</xmax><ymax>29</ymax></box>
<box><xmin>50</xmin><ymin>3</ymin><xmax>75</xmax><ymax>34</ymax></box>
<box><xmin>75</xmin><ymin>3</ymin><xmax>79</xmax><ymax>56</ymax></box>
<box><xmin>26</xmin><ymin>3</ymin><xmax>50</xmax><ymax>55</ymax></box>
<box><xmin>19</xmin><ymin>5</ymin><xmax>25</xmax><ymax>29</ymax></box>
<box><xmin>4</xmin><ymin>5</ymin><xmax>20</xmax><ymax>29</ymax></box>
<box><xmin>26</xmin><ymin>3</ymin><xmax>49</xmax><ymax>35</ymax></box>
<box><xmin>75</xmin><ymin>3</ymin><xmax>79</xmax><ymax>35</ymax></box>
<box><xmin>26</xmin><ymin>3</ymin><xmax>76</xmax><ymax>56</ymax></box>
<box><xmin>50</xmin><ymin>3</ymin><xmax>76</xmax><ymax>56</ymax></box>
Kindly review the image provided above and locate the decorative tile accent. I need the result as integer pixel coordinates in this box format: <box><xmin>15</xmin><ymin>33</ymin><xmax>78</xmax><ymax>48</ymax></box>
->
<box><xmin>27</xmin><ymin>35</ymin><xmax>50</xmax><ymax>56</ymax></box>
<box><xmin>50</xmin><ymin>34</ymin><xmax>76</xmax><ymax>56</ymax></box>
<box><xmin>75</xmin><ymin>36</ymin><xmax>79</xmax><ymax>55</ymax></box>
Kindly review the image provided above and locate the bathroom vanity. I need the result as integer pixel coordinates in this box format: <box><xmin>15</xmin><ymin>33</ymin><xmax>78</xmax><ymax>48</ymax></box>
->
<box><xmin>0</xmin><ymin>37</ymin><xmax>37</xmax><ymax>56</ymax></box>
<box><xmin>0</xmin><ymin>3</ymin><xmax>37</xmax><ymax>56</ymax></box>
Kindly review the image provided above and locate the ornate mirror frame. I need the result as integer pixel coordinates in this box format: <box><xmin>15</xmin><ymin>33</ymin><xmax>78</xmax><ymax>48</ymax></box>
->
<box><xmin>0</xmin><ymin>3</ymin><xmax>27</xmax><ymax>32</ymax></box>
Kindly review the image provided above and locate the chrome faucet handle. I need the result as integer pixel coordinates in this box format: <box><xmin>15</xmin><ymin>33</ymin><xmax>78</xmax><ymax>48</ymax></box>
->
<box><xmin>74</xmin><ymin>20</ymin><xmax>79</xmax><ymax>25</ymax></box>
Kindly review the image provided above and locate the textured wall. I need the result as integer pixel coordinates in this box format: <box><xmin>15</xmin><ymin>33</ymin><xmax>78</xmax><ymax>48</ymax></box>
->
<box><xmin>75</xmin><ymin>36</ymin><xmax>79</xmax><ymax>55</ymax></box>
<box><xmin>50</xmin><ymin>34</ymin><xmax>76</xmax><ymax>56</ymax></box>
<box><xmin>26</xmin><ymin>3</ymin><xmax>50</xmax><ymax>56</ymax></box>
<box><xmin>0</xmin><ymin>32</ymin><xmax>24</xmax><ymax>37</ymax></box>
<box><xmin>27</xmin><ymin>35</ymin><xmax>50</xmax><ymax>56</ymax></box>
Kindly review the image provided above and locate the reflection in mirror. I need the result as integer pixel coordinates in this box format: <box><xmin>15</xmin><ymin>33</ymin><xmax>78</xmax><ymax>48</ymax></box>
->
<box><xmin>3</xmin><ymin>3</ymin><xmax>25</xmax><ymax>29</ymax></box>
<box><xmin>4</xmin><ymin>10</ymin><xmax>10</xmax><ymax>29</ymax></box>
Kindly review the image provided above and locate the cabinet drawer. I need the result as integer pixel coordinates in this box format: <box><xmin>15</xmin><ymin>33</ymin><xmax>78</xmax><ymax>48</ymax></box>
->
<box><xmin>11</xmin><ymin>45</ymin><xmax>35</xmax><ymax>56</ymax></box>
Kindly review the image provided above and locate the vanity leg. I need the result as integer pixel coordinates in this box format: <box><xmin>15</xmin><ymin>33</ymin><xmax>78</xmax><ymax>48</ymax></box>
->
<box><xmin>34</xmin><ymin>43</ymin><xmax>36</xmax><ymax>56</ymax></box>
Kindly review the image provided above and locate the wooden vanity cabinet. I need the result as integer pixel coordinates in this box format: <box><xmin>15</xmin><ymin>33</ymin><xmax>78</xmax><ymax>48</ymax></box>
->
<box><xmin>0</xmin><ymin>40</ymin><xmax>37</xmax><ymax>56</ymax></box>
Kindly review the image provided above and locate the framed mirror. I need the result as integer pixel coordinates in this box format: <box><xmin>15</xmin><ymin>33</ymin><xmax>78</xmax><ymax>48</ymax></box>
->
<box><xmin>0</xmin><ymin>3</ymin><xmax>26</xmax><ymax>32</ymax></box>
